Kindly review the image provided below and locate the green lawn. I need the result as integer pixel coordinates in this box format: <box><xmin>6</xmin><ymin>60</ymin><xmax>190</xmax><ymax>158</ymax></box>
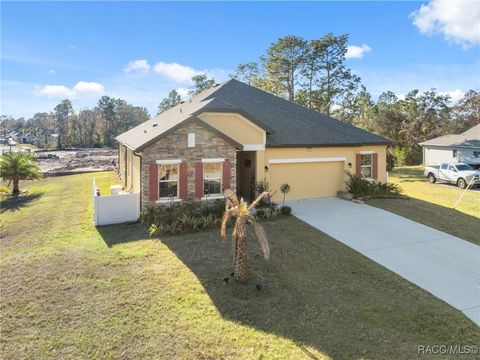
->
<box><xmin>1</xmin><ymin>172</ymin><xmax>479</xmax><ymax>359</ymax></box>
<box><xmin>387</xmin><ymin>166</ymin><xmax>479</xmax><ymax>217</ymax></box>
<box><xmin>366</xmin><ymin>166</ymin><xmax>480</xmax><ymax>246</ymax></box>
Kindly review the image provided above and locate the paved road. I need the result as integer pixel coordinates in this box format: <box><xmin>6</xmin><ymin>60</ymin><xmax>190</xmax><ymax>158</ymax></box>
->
<box><xmin>289</xmin><ymin>197</ymin><xmax>480</xmax><ymax>326</ymax></box>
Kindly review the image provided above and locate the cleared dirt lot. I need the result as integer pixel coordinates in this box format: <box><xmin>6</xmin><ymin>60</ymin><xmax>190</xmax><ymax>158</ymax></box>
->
<box><xmin>35</xmin><ymin>148</ymin><xmax>117</xmax><ymax>175</ymax></box>
<box><xmin>1</xmin><ymin>146</ymin><xmax>118</xmax><ymax>176</ymax></box>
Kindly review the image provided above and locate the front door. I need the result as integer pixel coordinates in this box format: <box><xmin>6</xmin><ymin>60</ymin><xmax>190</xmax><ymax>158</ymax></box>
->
<box><xmin>237</xmin><ymin>151</ymin><xmax>256</xmax><ymax>201</ymax></box>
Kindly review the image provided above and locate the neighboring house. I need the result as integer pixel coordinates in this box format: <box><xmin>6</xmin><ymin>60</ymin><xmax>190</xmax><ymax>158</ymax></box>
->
<box><xmin>116</xmin><ymin>79</ymin><xmax>390</xmax><ymax>210</ymax></box>
<box><xmin>7</xmin><ymin>131</ymin><xmax>19</xmax><ymax>141</ymax></box>
<box><xmin>20</xmin><ymin>132</ymin><xmax>36</xmax><ymax>144</ymax></box>
<box><xmin>419</xmin><ymin>124</ymin><xmax>480</xmax><ymax>166</ymax></box>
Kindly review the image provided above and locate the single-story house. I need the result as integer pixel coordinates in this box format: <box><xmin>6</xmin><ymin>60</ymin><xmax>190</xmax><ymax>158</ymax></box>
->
<box><xmin>20</xmin><ymin>132</ymin><xmax>36</xmax><ymax>144</ymax></box>
<box><xmin>7</xmin><ymin>131</ymin><xmax>19</xmax><ymax>141</ymax></box>
<box><xmin>419</xmin><ymin>124</ymin><xmax>480</xmax><ymax>167</ymax></box>
<box><xmin>116</xmin><ymin>79</ymin><xmax>390</xmax><ymax>209</ymax></box>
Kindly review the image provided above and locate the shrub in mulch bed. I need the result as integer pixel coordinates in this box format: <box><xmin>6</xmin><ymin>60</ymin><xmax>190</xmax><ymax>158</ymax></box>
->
<box><xmin>141</xmin><ymin>198</ymin><xmax>290</xmax><ymax>237</ymax></box>
<box><xmin>345</xmin><ymin>171</ymin><xmax>403</xmax><ymax>199</ymax></box>
<box><xmin>280</xmin><ymin>205</ymin><xmax>292</xmax><ymax>216</ymax></box>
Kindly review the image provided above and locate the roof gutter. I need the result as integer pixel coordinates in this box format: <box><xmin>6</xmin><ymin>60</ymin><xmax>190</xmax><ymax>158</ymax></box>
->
<box><xmin>115</xmin><ymin>137</ymin><xmax>137</xmax><ymax>151</ymax></box>
<box><xmin>134</xmin><ymin>151</ymin><xmax>142</xmax><ymax>211</ymax></box>
<box><xmin>420</xmin><ymin>144</ymin><xmax>480</xmax><ymax>149</ymax></box>
<box><xmin>266</xmin><ymin>141</ymin><xmax>392</xmax><ymax>148</ymax></box>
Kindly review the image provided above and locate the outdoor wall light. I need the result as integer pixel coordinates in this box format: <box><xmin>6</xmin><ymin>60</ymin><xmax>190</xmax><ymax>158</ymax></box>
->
<box><xmin>264</xmin><ymin>166</ymin><xmax>269</xmax><ymax>172</ymax></box>
<box><xmin>348</xmin><ymin>162</ymin><xmax>352</xmax><ymax>168</ymax></box>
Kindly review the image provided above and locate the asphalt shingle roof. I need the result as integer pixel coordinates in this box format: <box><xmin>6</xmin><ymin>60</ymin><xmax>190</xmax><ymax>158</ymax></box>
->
<box><xmin>116</xmin><ymin>79</ymin><xmax>391</xmax><ymax>150</ymax></box>
<box><xmin>419</xmin><ymin>124</ymin><xmax>480</xmax><ymax>148</ymax></box>
<box><xmin>115</xmin><ymin>98</ymin><xmax>213</xmax><ymax>150</ymax></box>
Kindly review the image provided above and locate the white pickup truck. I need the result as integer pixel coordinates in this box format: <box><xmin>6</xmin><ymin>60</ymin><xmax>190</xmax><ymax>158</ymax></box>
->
<box><xmin>424</xmin><ymin>163</ymin><xmax>480</xmax><ymax>189</ymax></box>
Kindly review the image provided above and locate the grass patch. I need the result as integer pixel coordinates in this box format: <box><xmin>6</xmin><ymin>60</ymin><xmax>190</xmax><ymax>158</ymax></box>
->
<box><xmin>367</xmin><ymin>166</ymin><xmax>480</xmax><ymax>246</ymax></box>
<box><xmin>1</xmin><ymin>172</ymin><xmax>479</xmax><ymax>359</ymax></box>
<box><xmin>385</xmin><ymin>166</ymin><xmax>480</xmax><ymax>218</ymax></box>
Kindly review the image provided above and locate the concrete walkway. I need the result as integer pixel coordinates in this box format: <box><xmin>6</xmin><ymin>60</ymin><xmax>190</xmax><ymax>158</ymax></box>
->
<box><xmin>288</xmin><ymin>197</ymin><xmax>480</xmax><ymax>326</ymax></box>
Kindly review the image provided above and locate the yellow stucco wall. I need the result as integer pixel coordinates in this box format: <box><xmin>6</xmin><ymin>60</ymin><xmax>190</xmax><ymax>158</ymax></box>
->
<box><xmin>119</xmin><ymin>111</ymin><xmax>387</xmax><ymax>201</ymax></box>
<box><xmin>132</xmin><ymin>154</ymin><xmax>141</xmax><ymax>193</ymax></box>
<box><xmin>119</xmin><ymin>144</ymin><xmax>127</xmax><ymax>185</ymax></box>
<box><xmin>198</xmin><ymin>112</ymin><xmax>265</xmax><ymax>145</ymax></box>
<box><xmin>126</xmin><ymin>149</ymin><xmax>133</xmax><ymax>190</ymax></box>
<box><xmin>257</xmin><ymin>145</ymin><xmax>388</xmax><ymax>201</ymax></box>
<box><xmin>123</xmin><ymin>147</ymin><xmax>141</xmax><ymax>193</ymax></box>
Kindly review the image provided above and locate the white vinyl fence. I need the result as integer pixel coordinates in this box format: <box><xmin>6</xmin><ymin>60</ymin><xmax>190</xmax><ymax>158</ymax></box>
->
<box><xmin>93</xmin><ymin>179</ymin><xmax>140</xmax><ymax>226</ymax></box>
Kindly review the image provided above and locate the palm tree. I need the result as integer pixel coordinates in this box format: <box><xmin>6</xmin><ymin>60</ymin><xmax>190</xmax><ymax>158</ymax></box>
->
<box><xmin>0</xmin><ymin>152</ymin><xmax>42</xmax><ymax>195</ymax></box>
<box><xmin>220</xmin><ymin>189</ymin><xmax>270</xmax><ymax>283</ymax></box>
<box><xmin>280</xmin><ymin>183</ymin><xmax>291</xmax><ymax>206</ymax></box>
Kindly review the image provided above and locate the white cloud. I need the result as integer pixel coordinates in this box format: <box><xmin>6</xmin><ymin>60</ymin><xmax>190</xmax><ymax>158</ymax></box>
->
<box><xmin>123</xmin><ymin>59</ymin><xmax>229</xmax><ymax>85</ymax></box>
<box><xmin>176</xmin><ymin>87</ymin><xmax>189</xmax><ymax>97</ymax></box>
<box><xmin>35</xmin><ymin>81</ymin><xmax>104</xmax><ymax>98</ymax></box>
<box><xmin>346</xmin><ymin>44</ymin><xmax>372</xmax><ymax>59</ymax></box>
<box><xmin>439</xmin><ymin>89</ymin><xmax>465</xmax><ymax>103</ymax></box>
<box><xmin>411</xmin><ymin>0</ymin><xmax>480</xmax><ymax>48</ymax></box>
<box><xmin>3</xmin><ymin>61</ymin><xmax>228</xmax><ymax>117</ymax></box>
<box><xmin>73</xmin><ymin>81</ymin><xmax>105</xmax><ymax>94</ymax></box>
<box><xmin>49</xmin><ymin>69</ymin><xmax>56</xmax><ymax>74</ymax></box>
<box><xmin>123</xmin><ymin>59</ymin><xmax>151</xmax><ymax>73</ymax></box>
<box><xmin>35</xmin><ymin>85</ymin><xmax>74</xmax><ymax>97</ymax></box>
<box><xmin>3</xmin><ymin>80</ymin><xmax>111</xmax><ymax>118</ymax></box>
<box><xmin>153</xmin><ymin>61</ymin><xmax>199</xmax><ymax>83</ymax></box>
<box><xmin>68</xmin><ymin>44</ymin><xmax>77</xmax><ymax>50</ymax></box>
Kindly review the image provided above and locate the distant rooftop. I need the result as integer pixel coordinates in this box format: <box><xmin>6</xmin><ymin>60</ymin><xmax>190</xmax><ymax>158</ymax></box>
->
<box><xmin>419</xmin><ymin>124</ymin><xmax>480</xmax><ymax>148</ymax></box>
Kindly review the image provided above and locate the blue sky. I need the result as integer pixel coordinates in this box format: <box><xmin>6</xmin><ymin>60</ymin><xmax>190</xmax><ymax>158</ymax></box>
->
<box><xmin>1</xmin><ymin>1</ymin><xmax>479</xmax><ymax>118</ymax></box>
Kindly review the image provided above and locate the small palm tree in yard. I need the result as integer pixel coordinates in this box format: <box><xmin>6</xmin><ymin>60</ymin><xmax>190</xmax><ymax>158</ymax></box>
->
<box><xmin>280</xmin><ymin>183</ymin><xmax>291</xmax><ymax>206</ymax></box>
<box><xmin>0</xmin><ymin>152</ymin><xmax>42</xmax><ymax>195</ymax></box>
<box><xmin>221</xmin><ymin>189</ymin><xmax>270</xmax><ymax>283</ymax></box>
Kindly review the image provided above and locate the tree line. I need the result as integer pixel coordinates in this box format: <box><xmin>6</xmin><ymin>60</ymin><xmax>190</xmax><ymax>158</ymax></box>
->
<box><xmin>1</xmin><ymin>97</ymin><xmax>150</xmax><ymax>148</ymax></box>
<box><xmin>231</xmin><ymin>34</ymin><xmax>479</xmax><ymax>165</ymax></box>
<box><xmin>2</xmin><ymin>33</ymin><xmax>479</xmax><ymax>164</ymax></box>
<box><xmin>0</xmin><ymin>75</ymin><xmax>215</xmax><ymax>149</ymax></box>
<box><xmin>160</xmin><ymin>85</ymin><xmax>479</xmax><ymax>167</ymax></box>
<box><xmin>157</xmin><ymin>34</ymin><xmax>479</xmax><ymax>165</ymax></box>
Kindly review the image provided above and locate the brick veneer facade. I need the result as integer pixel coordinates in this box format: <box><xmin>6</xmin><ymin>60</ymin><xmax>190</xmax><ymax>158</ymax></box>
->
<box><xmin>140</xmin><ymin>121</ymin><xmax>237</xmax><ymax>209</ymax></box>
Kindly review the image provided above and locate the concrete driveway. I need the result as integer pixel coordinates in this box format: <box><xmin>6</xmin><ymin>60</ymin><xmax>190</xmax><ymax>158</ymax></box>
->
<box><xmin>288</xmin><ymin>197</ymin><xmax>480</xmax><ymax>326</ymax></box>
